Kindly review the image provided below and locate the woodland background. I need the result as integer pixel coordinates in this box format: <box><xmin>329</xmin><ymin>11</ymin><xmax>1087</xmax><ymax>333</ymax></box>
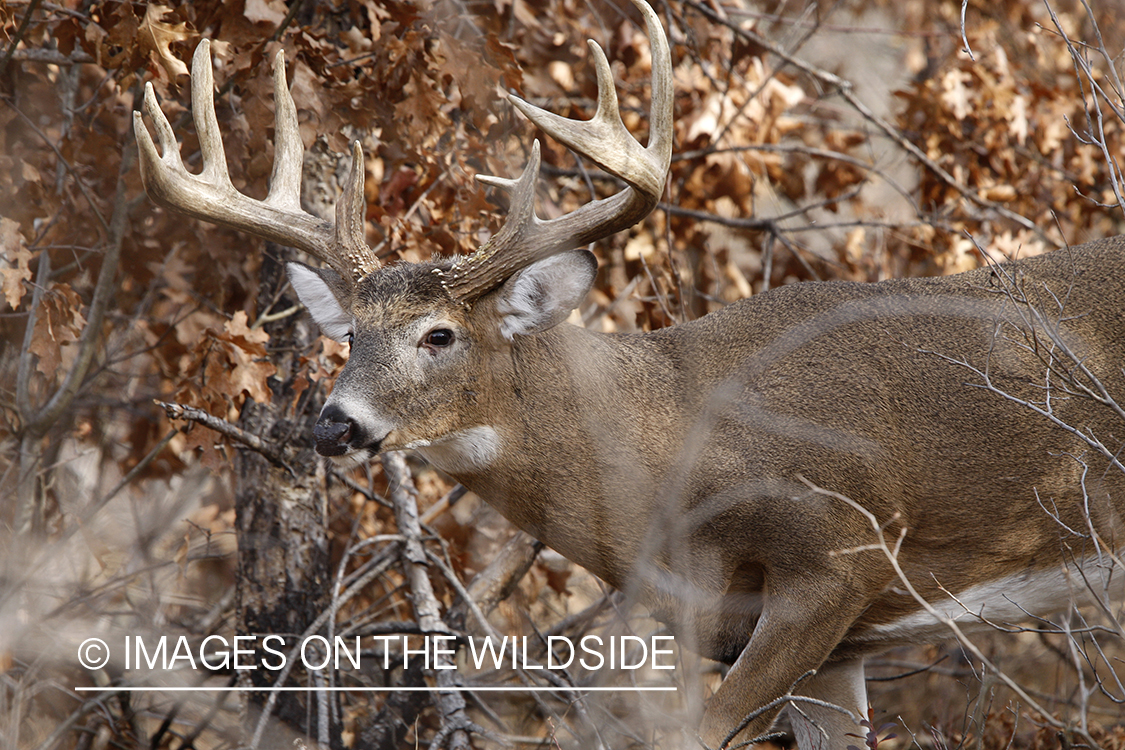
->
<box><xmin>2</xmin><ymin>0</ymin><xmax>1125</xmax><ymax>748</ymax></box>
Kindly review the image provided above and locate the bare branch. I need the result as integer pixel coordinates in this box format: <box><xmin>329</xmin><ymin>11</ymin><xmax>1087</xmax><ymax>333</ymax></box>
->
<box><xmin>156</xmin><ymin>400</ymin><xmax>289</xmax><ymax>468</ymax></box>
<box><xmin>384</xmin><ymin>451</ymin><xmax>475</xmax><ymax>749</ymax></box>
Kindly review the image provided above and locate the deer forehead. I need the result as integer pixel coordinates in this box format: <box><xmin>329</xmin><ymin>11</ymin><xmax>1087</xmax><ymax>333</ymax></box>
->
<box><xmin>351</xmin><ymin>261</ymin><xmax>468</xmax><ymax>331</ymax></box>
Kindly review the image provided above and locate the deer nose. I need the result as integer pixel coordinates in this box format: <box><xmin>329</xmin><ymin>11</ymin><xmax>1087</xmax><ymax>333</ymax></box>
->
<box><xmin>314</xmin><ymin>406</ymin><xmax>353</xmax><ymax>456</ymax></box>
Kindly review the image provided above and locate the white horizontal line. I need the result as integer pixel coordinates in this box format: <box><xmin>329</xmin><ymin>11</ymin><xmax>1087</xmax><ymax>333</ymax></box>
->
<box><xmin>75</xmin><ymin>686</ymin><xmax>678</xmax><ymax>693</ymax></box>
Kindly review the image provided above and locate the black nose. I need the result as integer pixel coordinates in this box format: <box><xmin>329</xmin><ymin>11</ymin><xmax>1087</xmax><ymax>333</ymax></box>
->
<box><xmin>314</xmin><ymin>405</ymin><xmax>353</xmax><ymax>457</ymax></box>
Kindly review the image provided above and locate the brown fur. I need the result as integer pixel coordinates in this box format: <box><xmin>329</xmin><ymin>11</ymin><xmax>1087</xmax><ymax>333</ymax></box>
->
<box><xmin>321</xmin><ymin>238</ymin><xmax>1124</xmax><ymax>747</ymax></box>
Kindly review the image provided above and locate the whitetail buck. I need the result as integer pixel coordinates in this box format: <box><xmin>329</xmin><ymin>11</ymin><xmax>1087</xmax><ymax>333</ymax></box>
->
<box><xmin>134</xmin><ymin>2</ymin><xmax>1125</xmax><ymax>747</ymax></box>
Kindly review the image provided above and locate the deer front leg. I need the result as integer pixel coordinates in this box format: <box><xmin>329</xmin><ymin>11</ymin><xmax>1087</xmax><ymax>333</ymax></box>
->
<box><xmin>786</xmin><ymin>658</ymin><xmax>868</xmax><ymax>750</ymax></box>
<box><xmin>699</xmin><ymin>577</ymin><xmax>866</xmax><ymax>750</ymax></box>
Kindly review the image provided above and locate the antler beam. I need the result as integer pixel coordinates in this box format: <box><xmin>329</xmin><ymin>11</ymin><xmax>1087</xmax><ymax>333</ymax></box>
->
<box><xmin>133</xmin><ymin>41</ymin><xmax>378</xmax><ymax>283</ymax></box>
<box><xmin>442</xmin><ymin>0</ymin><xmax>673</xmax><ymax>302</ymax></box>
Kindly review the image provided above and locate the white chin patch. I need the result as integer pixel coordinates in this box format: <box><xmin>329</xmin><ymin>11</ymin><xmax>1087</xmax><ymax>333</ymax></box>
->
<box><xmin>412</xmin><ymin>426</ymin><xmax>501</xmax><ymax>474</ymax></box>
<box><xmin>327</xmin><ymin>447</ymin><xmax>376</xmax><ymax>470</ymax></box>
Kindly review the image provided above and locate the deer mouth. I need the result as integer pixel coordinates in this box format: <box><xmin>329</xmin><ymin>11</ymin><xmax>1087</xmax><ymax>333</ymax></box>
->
<box><xmin>313</xmin><ymin>403</ymin><xmax>386</xmax><ymax>461</ymax></box>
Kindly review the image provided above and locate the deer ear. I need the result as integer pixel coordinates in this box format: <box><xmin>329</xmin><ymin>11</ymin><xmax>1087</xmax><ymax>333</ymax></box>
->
<box><xmin>495</xmin><ymin>250</ymin><xmax>597</xmax><ymax>339</ymax></box>
<box><xmin>287</xmin><ymin>262</ymin><xmax>353</xmax><ymax>342</ymax></box>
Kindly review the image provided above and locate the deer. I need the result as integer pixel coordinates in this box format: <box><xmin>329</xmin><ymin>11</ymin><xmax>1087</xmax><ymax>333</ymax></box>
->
<box><xmin>133</xmin><ymin>1</ymin><xmax>1125</xmax><ymax>748</ymax></box>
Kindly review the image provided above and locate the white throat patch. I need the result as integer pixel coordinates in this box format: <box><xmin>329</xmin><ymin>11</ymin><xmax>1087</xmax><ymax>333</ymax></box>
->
<box><xmin>411</xmin><ymin>426</ymin><xmax>501</xmax><ymax>474</ymax></box>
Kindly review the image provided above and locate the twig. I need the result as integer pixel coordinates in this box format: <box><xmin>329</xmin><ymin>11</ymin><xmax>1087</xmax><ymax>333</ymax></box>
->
<box><xmin>426</xmin><ymin>548</ymin><xmax>502</xmax><ymax>642</ymax></box>
<box><xmin>680</xmin><ymin>0</ymin><xmax>1054</xmax><ymax>247</ymax></box>
<box><xmin>248</xmin><ymin>547</ymin><xmax>400</xmax><ymax>749</ymax></box>
<box><xmin>959</xmin><ymin>0</ymin><xmax>975</xmax><ymax>61</ymax></box>
<box><xmin>674</xmin><ymin>141</ymin><xmax>921</xmax><ymax>212</ymax></box>
<box><xmin>31</xmin><ymin>687</ymin><xmax>127</xmax><ymax>750</ymax></box>
<box><xmin>3</xmin><ymin>99</ymin><xmax>110</xmax><ymax>237</ymax></box>
<box><xmin>14</xmin><ymin>247</ymin><xmax>49</xmax><ymax>420</ymax></box>
<box><xmin>0</xmin><ymin>0</ymin><xmax>43</xmax><ymax>78</ymax></box>
<box><xmin>463</xmin><ymin>531</ymin><xmax>542</xmax><ymax>619</ymax></box>
<box><xmin>420</xmin><ymin>484</ymin><xmax>469</xmax><ymax>525</ymax></box>
<box><xmin>156</xmin><ymin>400</ymin><xmax>289</xmax><ymax>469</ymax></box>
<box><xmin>13</xmin><ymin>250</ymin><xmax>53</xmax><ymax>532</ymax></box>
<box><xmin>1044</xmin><ymin>2</ymin><xmax>1125</xmax><ymax>218</ymax></box>
<box><xmin>268</xmin><ymin>0</ymin><xmax>306</xmax><ymax>42</ymax></box>
<box><xmin>251</xmin><ymin>303</ymin><xmax>301</xmax><ymax>329</ymax></box>
<box><xmin>7</xmin><ymin>48</ymin><xmax>94</xmax><ymax>64</ymax></box>
<box><xmin>1</xmin><ymin>427</ymin><xmax>180</xmax><ymax>610</ymax></box>
<box><xmin>17</xmin><ymin>132</ymin><xmax>136</xmax><ymax>461</ymax></box>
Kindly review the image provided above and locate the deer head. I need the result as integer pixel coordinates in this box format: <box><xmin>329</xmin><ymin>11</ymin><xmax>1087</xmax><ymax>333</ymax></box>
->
<box><xmin>134</xmin><ymin>0</ymin><xmax>672</xmax><ymax>474</ymax></box>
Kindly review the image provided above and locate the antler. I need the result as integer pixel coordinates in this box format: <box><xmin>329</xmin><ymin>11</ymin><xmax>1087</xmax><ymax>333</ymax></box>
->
<box><xmin>133</xmin><ymin>41</ymin><xmax>378</xmax><ymax>283</ymax></box>
<box><xmin>442</xmin><ymin>0</ymin><xmax>673</xmax><ymax>302</ymax></box>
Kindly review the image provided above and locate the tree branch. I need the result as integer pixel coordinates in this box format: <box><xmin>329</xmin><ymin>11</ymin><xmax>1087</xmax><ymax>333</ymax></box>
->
<box><xmin>156</xmin><ymin>400</ymin><xmax>289</xmax><ymax>469</ymax></box>
<box><xmin>384</xmin><ymin>452</ymin><xmax>478</xmax><ymax>750</ymax></box>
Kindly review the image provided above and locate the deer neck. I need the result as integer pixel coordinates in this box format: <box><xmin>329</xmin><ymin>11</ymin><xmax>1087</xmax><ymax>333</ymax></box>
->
<box><xmin>439</xmin><ymin>323</ymin><xmax>689</xmax><ymax>586</ymax></box>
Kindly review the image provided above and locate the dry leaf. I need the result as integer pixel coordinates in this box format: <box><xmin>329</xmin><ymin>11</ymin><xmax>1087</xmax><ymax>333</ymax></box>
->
<box><xmin>139</xmin><ymin>4</ymin><xmax>190</xmax><ymax>79</ymax></box>
<box><xmin>215</xmin><ymin>311</ymin><xmax>275</xmax><ymax>404</ymax></box>
<box><xmin>27</xmin><ymin>283</ymin><xmax>87</xmax><ymax>380</ymax></box>
<box><xmin>1008</xmin><ymin>93</ymin><xmax>1029</xmax><ymax>145</ymax></box>
<box><xmin>244</xmin><ymin>0</ymin><xmax>288</xmax><ymax>25</ymax></box>
<box><xmin>175</xmin><ymin>533</ymin><xmax>190</xmax><ymax>577</ymax></box>
<box><xmin>223</xmin><ymin>310</ymin><xmax>270</xmax><ymax>349</ymax></box>
<box><xmin>0</xmin><ymin>218</ymin><xmax>32</xmax><ymax>311</ymax></box>
<box><xmin>940</xmin><ymin>68</ymin><xmax>972</xmax><ymax>121</ymax></box>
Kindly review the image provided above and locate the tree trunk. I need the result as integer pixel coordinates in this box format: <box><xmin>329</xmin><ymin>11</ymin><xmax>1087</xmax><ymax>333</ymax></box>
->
<box><xmin>234</xmin><ymin>242</ymin><xmax>337</xmax><ymax>748</ymax></box>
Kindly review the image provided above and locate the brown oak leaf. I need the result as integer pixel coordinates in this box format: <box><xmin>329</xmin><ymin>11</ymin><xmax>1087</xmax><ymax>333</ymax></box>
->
<box><xmin>138</xmin><ymin>4</ymin><xmax>190</xmax><ymax>79</ymax></box>
<box><xmin>27</xmin><ymin>283</ymin><xmax>88</xmax><ymax>380</ymax></box>
<box><xmin>216</xmin><ymin>311</ymin><xmax>275</xmax><ymax>404</ymax></box>
<box><xmin>0</xmin><ymin>218</ymin><xmax>32</xmax><ymax>310</ymax></box>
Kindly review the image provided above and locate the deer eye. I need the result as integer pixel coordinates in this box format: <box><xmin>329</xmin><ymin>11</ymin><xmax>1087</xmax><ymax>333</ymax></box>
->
<box><xmin>422</xmin><ymin>328</ymin><xmax>454</xmax><ymax>349</ymax></box>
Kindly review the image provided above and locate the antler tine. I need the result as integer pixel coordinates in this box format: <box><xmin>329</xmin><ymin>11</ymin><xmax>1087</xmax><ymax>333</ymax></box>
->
<box><xmin>337</xmin><ymin>142</ymin><xmax>374</xmax><ymax>274</ymax></box>
<box><xmin>266</xmin><ymin>46</ymin><xmax>303</xmax><ymax>212</ymax></box>
<box><xmin>133</xmin><ymin>42</ymin><xmax>379</xmax><ymax>283</ymax></box>
<box><xmin>443</xmin><ymin>142</ymin><xmax>547</xmax><ymax>286</ymax></box>
<box><xmin>444</xmin><ymin>0</ymin><xmax>672</xmax><ymax>302</ymax></box>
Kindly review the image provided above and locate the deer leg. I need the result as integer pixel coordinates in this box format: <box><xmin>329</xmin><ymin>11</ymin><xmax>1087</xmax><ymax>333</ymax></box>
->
<box><xmin>785</xmin><ymin>658</ymin><xmax>867</xmax><ymax>750</ymax></box>
<box><xmin>699</xmin><ymin>578</ymin><xmax>866</xmax><ymax>750</ymax></box>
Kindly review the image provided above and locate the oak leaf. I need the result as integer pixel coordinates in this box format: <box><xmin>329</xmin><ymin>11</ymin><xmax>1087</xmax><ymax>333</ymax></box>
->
<box><xmin>940</xmin><ymin>68</ymin><xmax>973</xmax><ymax>122</ymax></box>
<box><xmin>214</xmin><ymin>311</ymin><xmax>275</xmax><ymax>404</ymax></box>
<box><xmin>139</xmin><ymin>4</ymin><xmax>190</xmax><ymax>79</ymax></box>
<box><xmin>27</xmin><ymin>283</ymin><xmax>88</xmax><ymax>380</ymax></box>
<box><xmin>244</xmin><ymin>0</ymin><xmax>288</xmax><ymax>25</ymax></box>
<box><xmin>0</xmin><ymin>218</ymin><xmax>32</xmax><ymax>310</ymax></box>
